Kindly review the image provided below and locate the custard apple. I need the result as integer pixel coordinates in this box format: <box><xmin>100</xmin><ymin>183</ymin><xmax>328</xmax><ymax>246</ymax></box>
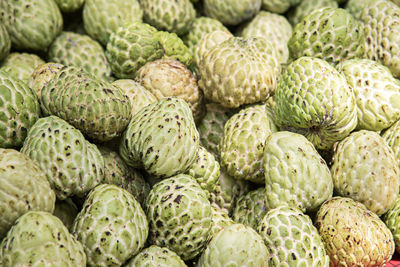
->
<box><xmin>383</xmin><ymin>195</ymin><xmax>400</xmax><ymax>254</ymax></box>
<box><xmin>383</xmin><ymin>119</ymin><xmax>400</xmax><ymax>168</ymax></box>
<box><xmin>0</xmin><ymin>24</ymin><xmax>10</xmax><ymax>62</ymax></box>
<box><xmin>154</xmin><ymin>31</ymin><xmax>192</xmax><ymax>67</ymax></box>
<box><xmin>287</xmin><ymin>0</ymin><xmax>338</xmax><ymax>26</ymax></box>
<box><xmin>262</xmin><ymin>0</ymin><xmax>301</xmax><ymax>14</ymax></box>
<box><xmin>0</xmin><ymin>53</ymin><xmax>45</xmax><ymax>84</ymax></box>
<box><xmin>28</xmin><ymin>62</ymin><xmax>64</xmax><ymax>98</ymax></box>
<box><xmin>209</xmin><ymin>204</ymin><xmax>235</xmax><ymax>238</ymax></box>
<box><xmin>345</xmin><ymin>0</ymin><xmax>375</xmax><ymax>19</ymax></box>
<box><xmin>125</xmin><ymin>245</ymin><xmax>187</xmax><ymax>267</ymax></box>
<box><xmin>54</xmin><ymin>0</ymin><xmax>84</xmax><ymax>12</ymax></box>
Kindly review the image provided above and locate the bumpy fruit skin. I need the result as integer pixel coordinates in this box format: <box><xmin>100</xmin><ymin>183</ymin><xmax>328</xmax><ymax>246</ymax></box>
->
<box><xmin>29</xmin><ymin>62</ymin><xmax>64</xmax><ymax>98</ymax></box>
<box><xmin>155</xmin><ymin>31</ymin><xmax>192</xmax><ymax>67</ymax></box>
<box><xmin>198</xmin><ymin>36</ymin><xmax>280</xmax><ymax>108</ymax></box>
<box><xmin>53</xmin><ymin>199</ymin><xmax>78</xmax><ymax>231</ymax></box>
<box><xmin>262</xmin><ymin>0</ymin><xmax>300</xmax><ymax>14</ymax></box>
<box><xmin>273</xmin><ymin>57</ymin><xmax>357</xmax><ymax>150</ymax></box>
<box><xmin>257</xmin><ymin>206</ymin><xmax>329</xmax><ymax>267</ymax></box>
<box><xmin>0</xmin><ymin>0</ymin><xmax>63</xmax><ymax>51</ymax></box>
<box><xmin>0</xmin><ymin>24</ymin><xmax>10</xmax><ymax>62</ymax></box>
<box><xmin>288</xmin><ymin>0</ymin><xmax>338</xmax><ymax>26</ymax></box>
<box><xmin>182</xmin><ymin>17</ymin><xmax>230</xmax><ymax>53</ymax></box>
<box><xmin>40</xmin><ymin>65</ymin><xmax>131</xmax><ymax>142</ymax></box>
<box><xmin>186</xmin><ymin>146</ymin><xmax>220</xmax><ymax>197</ymax></box>
<box><xmin>21</xmin><ymin>116</ymin><xmax>104</xmax><ymax>200</ymax></box>
<box><xmin>331</xmin><ymin>130</ymin><xmax>399</xmax><ymax>216</ymax></box>
<box><xmin>337</xmin><ymin>59</ymin><xmax>400</xmax><ymax>131</ymax></box>
<box><xmin>361</xmin><ymin>0</ymin><xmax>400</xmax><ymax>78</ymax></box>
<box><xmin>345</xmin><ymin>0</ymin><xmax>375</xmax><ymax>19</ymax></box>
<box><xmin>0</xmin><ymin>211</ymin><xmax>86</xmax><ymax>266</ymax></box>
<box><xmin>383</xmin><ymin>196</ymin><xmax>400</xmax><ymax>253</ymax></box>
<box><xmin>209</xmin><ymin>204</ymin><xmax>235</xmax><ymax>238</ymax></box>
<box><xmin>383</xmin><ymin>119</ymin><xmax>400</xmax><ymax>168</ymax></box>
<box><xmin>220</xmin><ymin>104</ymin><xmax>277</xmax><ymax>183</ymax></box>
<box><xmin>99</xmin><ymin>146</ymin><xmax>150</xmax><ymax>206</ymax></box>
<box><xmin>0</xmin><ymin>70</ymin><xmax>41</xmax><ymax>149</ymax></box>
<box><xmin>238</xmin><ymin>11</ymin><xmax>292</xmax><ymax>64</ymax></box>
<box><xmin>232</xmin><ymin>187</ymin><xmax>267</xmax><ymax>230</ymax></box>
<box><xmin>125</xmin><ymin>245</ymin><xmax>187</xmax><ymax>267</ymax></box>
<box><xmin>48</xmin><ymin>31</ymin><xmax>112</xmax><ymax>81</ymax></box>
<box><xmin>0</xmin><ymin>53</ymin><xmax>45</xmax><ymax>84</ymax></box>
<box><xmin>106</xmin><ymin>22</ymin><xmax>164</xmax><ymax>79</ymax></box>
<box><xmin>204</xmin><ymin>0</ymin><xmax>262</xmax><ymax>26</ymax></box>
<box><xmin>72</xmin><ymin>184</ymin><xmax>148</xmax><ymax>266</ymax></box>
<box><xmin>140</xmin><ymin>0</ymin><xmax>195</xmax><ymax>35</ymax></box>
<box><xmin>83</xmin><ymin>0</ymin><xmax>143</xmax><ymax>46</ymax></box>
<box><xmin>197</xmin><ymin>223</ymin><xmax>269</xmax><ymax>267</ymax></box>
<box><xmin>289</xmin><ymin>7</ymin><xmax>365</xmax><ymax>66</ymax></box>
<box><xmin>145</xmin><ymin>174</ymin><xmax>212</xmax><ymax>261</ymax></box>
<box><xmin>263</xmin><ymin>131</ymin><xmax>333</xmax><ymax>213</ymax></box>
<box><xmin>315</xmin><ymin>197</ymin><xmax>395</xmax><ymax>266</ymax></box>
<box><xmin>54</xmin><ymin>0</ymin><xmax>84</xmax><ymax>12</ymax></box>
<box><xmin>120</xmin><ymin>97</ymin><xmax>199</xmax><ymax>178</ymax></box>
<box><xmin>0</xmin><ymin>149</ymin><xmax>56</xmax><ymax>238</ymax></box>
<box><xmin>136</xmin><ymin>59</ymin><xmax>204</xmax><ymax>123</ymax></box>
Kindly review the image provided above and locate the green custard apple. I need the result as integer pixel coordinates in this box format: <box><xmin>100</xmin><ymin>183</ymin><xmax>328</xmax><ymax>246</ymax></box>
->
<box><xmin>125</xmin><ymin>245</ymin><xmax>187</xmax><ymax>267</ymax></box>
<box><xmin>0</xmin><ymin>53</ymin><xmax>45</xmax><ymax>84</ymax></box>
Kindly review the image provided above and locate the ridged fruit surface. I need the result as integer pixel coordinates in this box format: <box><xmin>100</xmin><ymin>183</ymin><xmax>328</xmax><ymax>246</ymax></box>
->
<box><xmin>0</xmin><ymin>211</ymin><xmax>86</xmax><ymax>266</ymax></box>
<box><xmin>21</xmin><ymin>116</ymin><xmax>104</xmax><ymax>200</ymax></box>
<box><xmin>0</xmin><ymin>52</ymin><xmax>45</xmax><ymax>84</ymax></box>
<box><xmin>288</xmin><ymin>7</ymin><xmax>365</xmax><ymax>66</ymax></box>
<box><xmin>0</xmin><ymin>24</ymin><xmax>10</xmax><ymax>62</ymax></box>
<box><xmin>273</xmin><ymin>56</ymin><xmax>357</xmax><ymax>150</ymax></box>
<box><xmin>331</xmin><ymin>130</ymin><xmax>399</xmax><ymax>216</ymax></box>
<box><xmin>48</xmin><ymin>31</ymin><xmax>111</xmax><ymax>81</ymax></box>
<box><xmin>119</xmin><ymin>97</ymin><xmax>199</xmax><ymax>178</ymax></box>
<box><xmin>0</xmin><ymin>70</ymin><xmax>41</xmax><ymax>149</ymax></box>
<box><xmin>345</xmin><ymin>0</ymin><xmax>375</xmax><ymax>19</ymax></box>
<box><xmin>40</xmin><ymin>65</ymin><xmax>131</xmax><ymax>142</ymax></box>
<box><xmin>257</xmin><ymin>206</ymin><xmax>329</xmax><ymax>267</ymax></box>
<box><xmin>0</xmin><ymin>149</ymin><xmax>55</xmax><ymax>238</ymax></box>
<box><xmin>337</xmin><ymin>59</ymin><xmax>400</xmax><ymax>131</ymax></box>
<box><xmin>383</xmin><ymin>196</ymin><xmax>400</xmax><ymax>253</ymax></box>
<box><xmin>383</xmin><ymin>119</ymin><xmax>400</xmax><ymax>168</ymax></box>
<box><xmin>288</xmin><ymin>0</ymin><xmax>338</xmax><ymax>26</ymax></box>
<box><xmin>196</xmin><ymin>223</ymin><xmax>269</xmax><ymax>267</ymax></box>
<box><xmin>0</xmin><ymin>0</ymin><xmax>63</xmax><ymax>51</ymax></box>
<box><xmin>220</xmin><ymin>104</ymin><xmax>277</xmax><ymax>183</ymax></box>
<box><xmin>263</xmin><ymin>131</ymin><xmax>333</xmax><ymax>213</ymax></box>
<box><xmin>72</xmin><ymin>184</ymin><xmax>148</xmax><ymax>267</ymax></box>
<box><xmin>262</xmin><ymin>0</ymin><xmax>301</xmax><ymax>14</ymax></box>
<box><xmin>145</xmin><ymin>174</ymin><xmax>212</xmax><ymax>261</ymax></box>
<box><xmin>83</xmin><ymin>0</ymin><xmax>143</xmax><ymax>46</ymax></box>
<box><xmin>54</xmin><ymin>0</ymin><xmax>84</xmax><ymax>13</ymax></box>
<box><xmin>209</xmin><ymin>204</ymin><xmax>235</xmax><ymax>238</ymax></box>
<box><xmin>198</xmin><ymin>36</ymin><xmax>280</xmax><ymax>108</ymax></box>
<box><xmin>125</xmin><ymin>245</ymin><xmax>187</xmax><ymax>267</ymax></box>
<box><xmin>29</xmin><ymin>62</ymin><xmax>64</xmax><ymax>98</ymax></box>
<box><xmin>155</xmin><ymin>31</ymin><xmax>192</xmax><ymax>67</ymax></box>
<box><xmin>315</xmin><ymin>197</ymin><xmax>395</xmax><ymax>266</ymax></box>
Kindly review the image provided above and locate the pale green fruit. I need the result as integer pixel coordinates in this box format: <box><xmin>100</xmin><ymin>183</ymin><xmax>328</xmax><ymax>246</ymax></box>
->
<box><xmin>83</xmin><ymin>0</ymin><xmax>143</xmax><ymax>46</ymax></box>
<box><xmin>54</xmin><ymin>0</ymin><xmax>84</xmax><ymax>12</ymax></box>
<box><xmin>382</xmin><ymin>119</ymin><xmax>400</xmax><ymax>169</ymax></box>
<box><xmin>119</xmin><ymin>97</ymin><xmax>199</xmax><ymax>178</ymax></box>
<box><xmin>0</xmin><ymin>71</ymin><xmax>41</xmax><ymax>149</ymax></box>
<box><xmin>288</xmin><ymin>0</ymin><xmax>338</xmax><ymax>26</ymax></box>
<box><xmin>0</xmin><ymin>149</ymin><xmax>55</xmax><ymax>238</ymax></box>
<box><xmin>72</xmin><ymin>184</ymin><xmax>148</xmax><ymax>267</ymax></box>
<box><xmin>136</xmin><ymin>59</ymin><xmax>204</xmax><ymax>123</ymax></box>
<box><xmin>53</xmin><ymin>199</ymin><xmax>78</xmax><ymax>231</ymax></box>
<box><xmin>383</xmin><ymin>195</ymin><xmax>400</xmax><ymax>253</ymax></box>
<box><xmin>238</xmin><ymin>11</ymin><xmax>292</xmax><ymax>64</ymax></box>
<box><xmin>315</xmin><ymin>197</ymin><xmax>395</xmax><ymax>266</ymax></box>
<box><xmin>197</xmin><ymin>224</ymin><xmax>269</xmax><ymax>267</ymax></box>
<box><xmin>393</xmin><ymin>0</ymin><xmax>400</xmax><ymax>7</ymax></box>
<box><xmin>0</xmin><ymin>211</ymin><xmax>86</xmax><ymax>266</ymax></box>
<box><xmin>361</xmin><ymin>0</ymin><xmax>400</xmax><ymax>78</ymax></box>
<box><xmin>0</xmin><ymin>24</ymin><xmax>10</xmax><ymax>62</ymax></box>
<box><xmin>262</xmin><ymin>0</ymin><xmax>301</xmax><ymax>14</ymax></box>
<box><xmin>197</xmin><ymin>103</ymin><xmax>236</xmax><ymax>158</ymax></box>
<box><xmin>331</xmin><ymin>130</ymin><xmax>399</xmax><ymax>215</ymax></box>
<box><xmin>0</xmin><ymin>53</ymin><xmax>45</xmax><ymax>84</ymax></box>
<box><xmin>289</xmin><ymin>7</ymin><xmax>365</xmax><ymax>66</ymax></box>
<box><xmin>48</xmin><ymin>31</ymin><xmax>112</xmax><ymax>81</ymax></box>
<box><xmin>140</xmin><ymin>0</ymin><xmax>195</xmax><ymax>35</ymax></box>
<box><xmin>145</xmin><ymin>174</ymin><xmax>212</xmax><ymax>260</ymax></box>
<box><xmin>0</xmin><ymin>0</ymin><xmax>63</xmax><ymax>51</ymax></box>
<box><xmin>345</xmin><ymin>0</ymin><xmax>375</xmax><ymax>19</ymax></box>
<box><xmin>263</xmin><ymin>131</ymin><xmax>333</xmax><ymax>213</ymax></box>
<box><xmin>182</xmin><ymin>17</ymin><xmax>230</xmax><ymax>53</ymax></box>
<box><xmin>40</xmin><ymin>65</ymin><xmax>131</xmax><ymax>142</ymax></box>
<box><xmin>209</xmin><ymin>204</ymin><xmax>235</xmax><ymax>238</ymax></box>
<box><xmin>273</xmin><ymin>56</ymin><xmax>357</xmax><ymax>150</ymax></box>
<box><xmin>125</xmin><ymin>245</ymin><xmax>187</xmax><ymax>267</ymax></box>
<box><xmin>220</xmin><ymin>104</ymin><xmax>277</xmax><ymax>183</ymax></box>
<box><xmin>204</xmin><ymin>0</ymin><xmax>262</xmax><ymax>26</ymax></box>
<box><xmin>21</xmin><ymin>116</ymin><xmax>104</xmax><ymax>200</ymax></box>
<box><xmin>198</xmin><ymin>36</ymin><xmax>280</xmax><ymax>108</ymax></box>
<box><xmin>99</xmin><ymin>146</ymin><xmax>150</xmax><ymax>206</ymax></box>
<box><xmin>28</xmin><ymin>62</ymin><xmax>64</xmax><ymax>99</ymax></box>
<box><xmin>337</xmin><ymin>59</ymin><xmax>400</xmax><ymax>131</ymax></box>
<box><xmin>155</xmin><ymin>31</ymin><xmax>192</xmax><ymax>67</ymax></box>
<box><xmin>106</xmin><ymin>22</ymin><xmax>164</xmax><ymax>79</ymax></box>
<box><xmin>258</xmin><ymin>206</ymin><xmax>329</xmax><ymax>267</ymax></box>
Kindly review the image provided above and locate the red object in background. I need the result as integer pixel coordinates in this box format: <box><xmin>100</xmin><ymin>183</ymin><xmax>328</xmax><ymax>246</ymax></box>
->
<box><xmin>388</xmin><ymin>253</ymin><xmax>400</xmax><ymax>266</ymax></box>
